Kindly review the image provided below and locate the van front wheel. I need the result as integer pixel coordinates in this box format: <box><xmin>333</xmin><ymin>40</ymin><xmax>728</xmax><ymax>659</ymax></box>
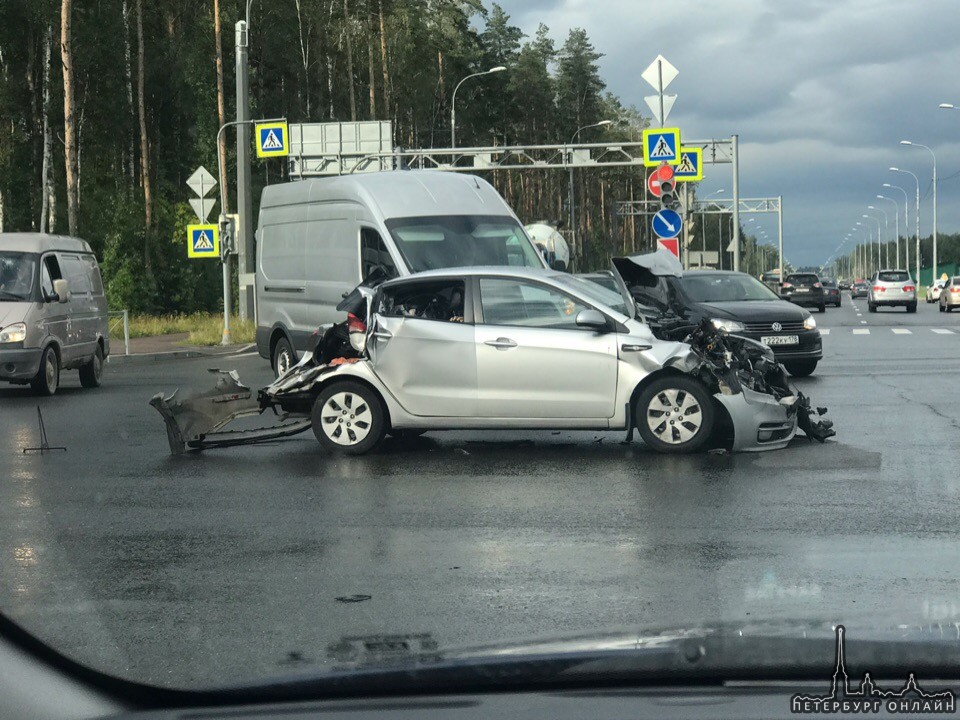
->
<box><xmin>30</xmin><ymin>346</ymin><xmax>59</xmax><ymax>396</ymax></box>
<box><xmin>272</xmin><ymin>337</ymin><xmax>296</xmax><ymax>377</ymax></box>
<box><xmin>79</xmin><ymin>345</ymin><xmax>104</xmax><ymax>388</ymax></box>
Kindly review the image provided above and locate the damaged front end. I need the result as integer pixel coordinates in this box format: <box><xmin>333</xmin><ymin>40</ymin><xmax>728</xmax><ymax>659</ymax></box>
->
<box><xmin>613</xmin><ymin>248</ymin><xmax>835</xmax><ymax>450</ymax></box>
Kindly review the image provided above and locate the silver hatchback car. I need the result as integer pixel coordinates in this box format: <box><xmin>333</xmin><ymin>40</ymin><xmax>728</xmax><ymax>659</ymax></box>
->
<box><xmin>939</xmin><ymin>276</ymin><xmax>960</xmax><ymax>312</ymax></box>
<box><xmin>867</xmin><ymin>269</ymin><xmax>917</xmax><ymax>313</ymax></box>
<box><xmin>154</xmin><ymin>259</ymin><xmax>840</xmax><ymax>456</ymax></box>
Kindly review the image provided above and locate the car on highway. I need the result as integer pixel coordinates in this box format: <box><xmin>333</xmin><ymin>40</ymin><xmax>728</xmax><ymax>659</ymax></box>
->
<box><xmin>821</xmin><ymin>278</ymin><xmax>841</xmax><ymax>307</ymax></box>
<box><xmin>576</xmin><ymin>270</ymin><xmax>620</xmax><ymax>294</ymax></box>
<box><xmin>779</xmin><ymin>272</ymin><xmax>826</xmax><ymax>313</ymax></box>
<box><xmin>839</xmin><ymin>279</ymin><xmax>851</xmax><ymax>291</ymax></box>
<box><xmin>154</xmin><ymin>256</ymin><xmax>835</xmax><ymax>457</ymax></box>
<box><xmin>851</xmin><ymin>280</ymin><xmax>870</xmax><ymax>299</ymax></box>
<box><xmin>616</xmin><ymin>266</ymin><xmax>823</xmax><ymax>378</ymax></box>
<box><xmin>926</xmin><ymin>278</ymin><xmax>948</xmax><ymax>303</ymax></box>
<box><xmin>938</xmin><ymin>276</ymin><xmax>960</xmax><ymax>312</ymax></box>
<box><xmin>867</xmin><ymin>269</ymin><xmax>917</xmax><ymax>313</ymax></box>
<box><xmin>0</xmin><ymin>233</ymin><xmax>109</xmax><ymax>395</ymax></box>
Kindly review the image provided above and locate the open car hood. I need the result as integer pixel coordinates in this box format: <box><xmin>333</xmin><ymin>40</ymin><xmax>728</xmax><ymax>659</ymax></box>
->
<box><xmin>611</xmin><ymin>248</ymin><xmax>686</xmax><ymax>321</ymax></box>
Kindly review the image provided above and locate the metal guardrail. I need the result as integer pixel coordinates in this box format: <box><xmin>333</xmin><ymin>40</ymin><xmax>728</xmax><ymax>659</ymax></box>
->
<box><xmin>107</xmin><ymin>310</ymin><xmax>130</xmax><ymax>356</ymax></box>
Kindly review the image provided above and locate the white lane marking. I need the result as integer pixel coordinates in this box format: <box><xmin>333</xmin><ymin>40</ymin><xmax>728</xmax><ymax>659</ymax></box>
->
<box><xmin>820</xmin><ymin>329</ymin><xmax>831</xmax><ymax>335</ymax></box>
<box><xmin>853</xmin><ymin>328</ymin><xmax>870</xmax><ymax>335</ymax></box>
<box><xmin>860</xmin><ymin>320</ymin><xmax>867</xmax><ymax>324</ymax></box>
<box><xmin>932</xmin><ymin>328</ymin><xmax>955</xmax><ymax>334</ymax></box>
<box><xmin>892</xmin><ymin>328</ymin><xmax>912</xmax><ymax>334</ymax></box>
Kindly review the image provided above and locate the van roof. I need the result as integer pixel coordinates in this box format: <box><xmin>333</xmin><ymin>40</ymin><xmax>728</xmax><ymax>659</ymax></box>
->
<box><xmin>0</xmin><ymin>233</ymin><xmax>93</xmax><ymax>254</ymax></box>
<box><xmin>259</xmin><ymin>171</ymin><xmax>515</xmax><ymax>220</ymax></box>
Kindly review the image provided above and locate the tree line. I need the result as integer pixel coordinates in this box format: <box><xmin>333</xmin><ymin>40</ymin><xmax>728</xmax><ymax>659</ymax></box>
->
<box><xmin>0</xmin><ymin>0</ymin><xmax>763</xmax><ymax>312</ymax></box>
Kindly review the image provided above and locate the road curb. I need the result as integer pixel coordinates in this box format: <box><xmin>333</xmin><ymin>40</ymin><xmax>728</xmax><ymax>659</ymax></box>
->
<box><xmin>107</xmin><ymin>343</ymin><xmax>257</xmax><ymax>365</ymax></box>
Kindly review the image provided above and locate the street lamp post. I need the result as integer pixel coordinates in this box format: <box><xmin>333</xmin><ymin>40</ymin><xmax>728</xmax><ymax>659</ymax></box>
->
<box><xmin>860</xmin><ymin>216</ymin><xmax>880</xmax><ymax>274</ymax></box>
<box><xmin>876</xmin><ymin>196</ymin><xmax>900</xmax><ymax>268</ymax></box>
<box><xmin>451</xmin><ymin>66</ymin><xmax>506</xmax><ymax>149</ymax></box>
<box><xmin>866</xmin><ymin>206</ymin><xmax>888</xmax><ymax>268</ymax></box>
<box><xmin>567</xmin><ymin>120</ymin><xmax>612</xmax><ymax>271</ymax></box>
<box><xmin>890</xmin><ymin>167</ymin><xmax>920</xmax><ymax>284</ymax></box>
<box><xmin>900</xmin><ymin>141</ymin><xmax>937</xmax><ymax>285</ymax></box>
<box><xmin>883</xmin><ymin>183</ymin><xmax>910</xmax><ymax>272</ymax></box>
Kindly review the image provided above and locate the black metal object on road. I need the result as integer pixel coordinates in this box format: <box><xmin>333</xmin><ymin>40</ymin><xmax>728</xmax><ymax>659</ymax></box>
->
<box><xmin>22</xmin><ymin>406</ymin><xmax>67</xmax><ymax>454</ymax></box>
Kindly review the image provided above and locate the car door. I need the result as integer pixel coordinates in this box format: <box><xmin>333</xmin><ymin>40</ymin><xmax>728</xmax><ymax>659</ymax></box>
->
<box><xmin>474</xmin><ymin>276</ymin><xmax>618</xmax><ymax>419</ymax></box>
<box><xmin>367</xmin><ymin>277</ymin><xmax>478</xmax><ymax>417</ymax></box>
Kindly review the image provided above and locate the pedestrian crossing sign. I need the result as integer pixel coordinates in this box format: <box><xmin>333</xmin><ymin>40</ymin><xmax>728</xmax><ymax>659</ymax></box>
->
<box><xmin>674</xmin><ymin>146</ymin><xmax>703</xmax><ymax>182</ymax></box>
<box><xmin>187</xmin><ymin>224</ymin><xmax>220</xmax><ymax>259</ymax></box>
<box><xmin>642</xmin><ymin>127</ymin><xmax>681</xmax><ymax>166</ymax></box>
<box><xmin>255</xmin><ymin>121</ymin><xmax>288</xmax><ymax>158</ymax></box>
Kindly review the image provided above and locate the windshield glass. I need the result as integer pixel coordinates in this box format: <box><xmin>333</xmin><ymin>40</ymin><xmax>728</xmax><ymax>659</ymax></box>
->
<box><xmin>0</xmin><ymin>252</ymin><xmax>37</xmax><ymax>299</ymax></box>
<box><xmin>878</xmin><ymin>271</ymin><xmax>910</xmax><ymax>282</ymax></box>
<box><xmin>681</xmin><ymin>273</ymin><xmax>781</xmax><ymax>302</ymax></box>
<box><xmin>386</xmin><ymin>215</ymin><xmax>543</xmax><ymax>271</ymax></box>
<box><xmin>553</xmin><ymin>273</ymin><xmax>630</xmax><ymax>317</ymax></box>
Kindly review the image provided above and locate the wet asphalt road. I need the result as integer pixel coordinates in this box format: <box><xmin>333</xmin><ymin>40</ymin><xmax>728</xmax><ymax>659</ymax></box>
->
<box><xmin>2</xmin><ymin>296</ymin><xmax>960</xmax><ymax>688</ymax></box>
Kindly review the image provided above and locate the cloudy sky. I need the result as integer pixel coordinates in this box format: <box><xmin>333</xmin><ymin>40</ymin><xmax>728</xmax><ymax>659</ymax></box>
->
<box><xmin>496</xmin><ymin>0</ymin><xmax>960</xmax><ymax>267</ymax></box>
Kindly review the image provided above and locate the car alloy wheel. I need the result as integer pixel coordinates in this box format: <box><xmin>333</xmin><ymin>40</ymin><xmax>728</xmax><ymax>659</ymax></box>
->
<box><xmin>636</xmin><ymin>376</ymin><xmax>715</xmax><ymax>454</ymax></box>
<box><xmin>311</xmin><ymin>381</ymin><xmax>386</xmax><ymax>455</ymax></box>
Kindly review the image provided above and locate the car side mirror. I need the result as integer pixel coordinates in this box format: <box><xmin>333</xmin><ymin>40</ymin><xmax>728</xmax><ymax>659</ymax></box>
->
<box><xmin>550</xmin><ymin>259</ymin><xmax>568</xmax><ymax>272</ymax></box>
<box><xmin>575</xmin><ymin>309</ymin><xmax>609</xmax><ymax>332</ymax></box>
<box><xmin>52</xmin><ymin>278</ymin><xmax>70</xmax><ymax>303</ymax></box>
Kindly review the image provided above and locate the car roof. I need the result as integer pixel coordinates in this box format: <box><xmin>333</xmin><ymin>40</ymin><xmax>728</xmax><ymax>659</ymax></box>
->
<box><xmin>383</xmin><ymin>266</ymin><xmax>565</xmax><ymax>284</ymax></box>
<box><xmin>679</xmin><ymin>269</ymin><xmax>752</xmax><ymax>278</ymax></box>
<box><xmin>0</xmin><ymin>233</ymin><xmax>93</xmax><ymax>254</ymax></box>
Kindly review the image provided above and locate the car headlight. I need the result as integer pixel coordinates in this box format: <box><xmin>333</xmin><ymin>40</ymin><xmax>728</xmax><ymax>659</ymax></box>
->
<box><xmin>0</xmin><ymin>322</ymin><xmax>27</xmax><ymax>344</ymax></box>
<box><xmin>711</xmin><ymin>318</ymin><xmax>745</xmax><ymax>333</ymax></box>
<box><xmin>803</xmin><ymin>316</ymin><xmax>817</xmax><ymax>330</ymax></box>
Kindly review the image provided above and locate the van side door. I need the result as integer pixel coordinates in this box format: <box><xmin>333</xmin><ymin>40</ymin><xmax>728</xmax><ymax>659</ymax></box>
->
<box><xmin>81</xmin><ymin>253</ymin><xmax>109</xmax><ymax>356</ymax></box>
<box><xmin>38</xmin><ymin>254</ymin><xmax>69</xmax><ymax>361</ymax></box>
<box><xmin>58</xmin><ymin>253</ymin><xmax>96</xmax><ymax>364</ymax></box>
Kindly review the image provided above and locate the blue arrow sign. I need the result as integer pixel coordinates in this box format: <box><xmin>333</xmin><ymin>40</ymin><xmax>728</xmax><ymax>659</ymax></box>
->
<box><xmin>652</xmin><ymin>209</ymin><xmax>683</xmax><ymax>239</ymax></box>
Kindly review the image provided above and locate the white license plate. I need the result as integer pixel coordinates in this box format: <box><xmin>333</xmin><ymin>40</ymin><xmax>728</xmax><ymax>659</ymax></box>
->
<box><xmin>761</xmin><ymin>335</ymin><xmax>799</xmax><ymax>346</ymax></box>
<box><xmin>794</xmin><ymin>288</ymin><xmax>809</xmax><ymax>293</ymax></box>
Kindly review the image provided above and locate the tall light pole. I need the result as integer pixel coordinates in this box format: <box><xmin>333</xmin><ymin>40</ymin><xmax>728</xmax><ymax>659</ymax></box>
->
<box><xmin>890</xmin><ymin>167</ymin><xmax>920</xmax><ymax>284</ymax></box>
<box><xmin>876</xmin><ymin>195</ymin><xmax>900</xmax><ymax>268</ymax></box>
<box><xmin>861</xmin><ymin>215</ymin><xmax>880</xmax><ymax>274</ymax></box>
<box><xmin>567</xmin><ymin>120</ymin><xmax>612</xmax><ymax>270</ymax></box>
<box><xmin>883</xmin><ymin>183</ymin><xmax>910</xmax><ymax>272</ymax></box>
<box><xmin>450</xmin><ymin>66</ymin><xmax>506</xmax><ymax>149</ymax></box>
<box><xmin>866</xmin><ymin>205</ymin><xmax>888</xmax><ymax>268</ymax></box>
<box><xmin>900</xmin><ymin>140</ymin><xmax>937</xmax><ymax>285</ymax></box>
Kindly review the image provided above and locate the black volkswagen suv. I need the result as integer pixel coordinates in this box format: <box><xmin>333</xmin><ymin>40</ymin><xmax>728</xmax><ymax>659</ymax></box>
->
<box><xmin>779</xmin><ymin>272</ymin><xmax>826</xmax><ymax>312</ymax></box>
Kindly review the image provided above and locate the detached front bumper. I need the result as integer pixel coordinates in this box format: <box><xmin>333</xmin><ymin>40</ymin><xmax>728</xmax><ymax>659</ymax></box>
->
<box><xmin>0</xmin><ymin>347</ymin><xmax>42</xmax><ymax>381</ymax></box>
<box><xmin>715</xmin><ymin>388</ymin><xmax>797</xmax><ymax>452</ymax></box>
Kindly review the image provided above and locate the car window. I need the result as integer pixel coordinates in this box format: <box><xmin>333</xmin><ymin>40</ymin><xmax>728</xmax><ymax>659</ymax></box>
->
<box><xmin>786</xmin><ymin>274</ymin><xmax>818</xmax><ymax>284</ymax></box>
<box><xmin>878</xmin><ymin>271</ymin><xmax>909</xmax><ymax>282</ymax></box>
<box><xmin>377</xmin><ymin>279</ymin><xmax>466</xmax><ymax>322</ymax></box>
<box><xmin>479</xmin><ymin>278</ymin><xmax>590</xmax><ymax>329</ymax></box>
<box><xmin>60</xmin><ymin>254</ymin><xmax>92</xmax><ymax>294</ymax></box>
<box><xmin>81</xmin><ymin>254</ymin><xmax>105</xmax><ymax>295</ymax></box>
<box><xmin>0</xmin><ymin>251</ymin><xmax>37</xmax><ymax>298</ymax></box>
<box><xmin>360</xmin><ymin>228</ymin><xmax>398</xmax><ymax>282</ymax></box>
<box><xmin>681</xmin><ymin>274</ymin><xmax>780</xmax><ymax>302</ymax></box>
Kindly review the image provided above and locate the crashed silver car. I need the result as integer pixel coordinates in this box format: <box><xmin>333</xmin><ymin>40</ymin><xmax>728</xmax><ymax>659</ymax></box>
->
<box><xmin>151</xmin><ymin>249</ymin><xmax>834</xmax><ymax>456</ymax></box>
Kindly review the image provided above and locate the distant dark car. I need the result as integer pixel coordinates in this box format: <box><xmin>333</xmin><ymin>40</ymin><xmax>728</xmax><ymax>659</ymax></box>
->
<box><xmin>621</xmin><ymin>268</ymin><xmax>823</xmax><ymax>378</ymax></box>
<box><xmin>839</xmin><ymin>280</ymin><xmax>851</xmax><ymax>291</ymax></box>
<box><xmin>780</xmin><ymin>272</ymin><xmax>826</xmax><ymax>312</ymax></box>
<box><xmin>821</xmin><ymin>278</ymin><xmax>841</xmax><ymax>307</ymax></box>
<box><xmin>851</xmin><ymin>281</ymin><xmax>869</xmax><ymax>299</ymax></box>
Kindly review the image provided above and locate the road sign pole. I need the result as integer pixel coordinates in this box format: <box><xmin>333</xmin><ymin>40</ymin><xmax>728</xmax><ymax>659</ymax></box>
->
<box><xmin>236</xmin><ymin>20</ymin><xmax>254</xmax><ymax>322</ymax></box>
<box><xmin>657</xmin><ymin>59</ymin><xmax>664</xmax><ymax>127</ymax></box>
<box><xmin>731</xmin><ymin>134</ymin><xmax>741</xmax><ymax>272</ymax></box>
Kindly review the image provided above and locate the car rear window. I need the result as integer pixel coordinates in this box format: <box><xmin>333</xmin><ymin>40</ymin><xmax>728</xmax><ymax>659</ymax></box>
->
<box><xmin>822</xmin><ymin>280</ymin><xmax>837</xmax><ymax>288</ymax></box>
<box><xmin>877</xmin><ymin>272</ymin><xmax>909</xmax><ymax>282</ymax></box>
<box><xmin>786</xmin><ymin>274</ymin><xmax>818</xmax><ymax>283</ymax></box>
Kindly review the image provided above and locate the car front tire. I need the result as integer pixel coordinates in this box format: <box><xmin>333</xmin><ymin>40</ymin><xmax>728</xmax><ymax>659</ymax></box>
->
<box><xmin>635</xmin><ymin>376</ymin><xmax>715</xmax><ymax>454</ymax></box>
<box><xmin>272</xmin><ymin>336</ymin><xmax>296</xmax><ymax>378</ymax></box>
<box><xmin>30</xmin><ymin>346</ymin><xmax>59</xmax><ymax>396</ymax></box>
<box><xmin>783</xmin><ymin>360</ymin><xmax>818</xmax><ymax>378</ymax></box>
<box><xmin>312</xmin><ymin>381</ymin><xmax>386</xmax><ymax>455</ymax></box>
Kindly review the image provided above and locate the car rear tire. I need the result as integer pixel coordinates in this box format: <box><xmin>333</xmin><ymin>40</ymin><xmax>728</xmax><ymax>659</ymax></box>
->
<box><xmin>312</xmin><ymin>381</ymin><xmax>386</xmax><ymax>455</ymax></box>
<box><xmin>783</xmin><ymin>360</ymin><xmax>818</xmax><ymax>378</ymax></box>
<box><xmin>30</xmin><ymin>346</ymin><xmax>59</xmax><ymax>396</ymax></box>
<box><xmin>272</xmin><ymin>336</ymin><xmax>296</xmax><ymax>378</ymax></box>
<box><xmin>818</xmin><ymin>304</ymin><xmax>826</xmax><ymax>313</ymax></box>
<box><xmin>939</xmin><ymin>303</ymin><xmax>946</xmax><ymax>312</ymax></box>
<box><xmin>868</xmin><ymin>303</ymin><xmax>877</xmax><ymax>313</ymax></box>
<box><xmin>79</xmin><ymin>345</ymin><xmax>104</xmax><ymax>388</ymax></box>
<box><xmin>635</xmin><ymin>376</ymin><xmax>715</xmax><ymax>454</ymax></box>
<box><xmin>907</xmin><ymin>303</ymin><xmax>917</xmax><ymax>314</ymax></box>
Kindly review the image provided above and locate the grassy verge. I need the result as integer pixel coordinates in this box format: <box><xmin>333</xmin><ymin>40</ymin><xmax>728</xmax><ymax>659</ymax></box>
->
<box><xmin>126</xmin><ymin>313</ymin><xmax>256</xmax><ymax>346</ymax></box>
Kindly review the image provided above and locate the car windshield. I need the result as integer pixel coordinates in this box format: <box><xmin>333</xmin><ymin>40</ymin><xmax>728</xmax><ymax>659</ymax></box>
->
<box><xmin>680</xmin><ymin>273</ymin><xmax>781</xmax><ymax>302</ymax></box>
<box><xmin>878</xmin><ymin>271</ymin><xmax>910</xmax><ymax>282</ymax></box>
<box><xmin>0</xmin><ymin>251</ymin><xmax>37</xmax><ymax>299</ymax></box>
<box><xmin>553</xmin><ymin>273</ymin><xmax>630</xmax><ymax>317</ymax></box>
<box><xmin>386</xmin><ymin>215</ymin><xmax>544</xmax><ymax>272</ymax></box>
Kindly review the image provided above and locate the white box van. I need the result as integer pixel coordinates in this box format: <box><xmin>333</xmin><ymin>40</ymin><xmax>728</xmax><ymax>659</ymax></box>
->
<box><xmin>0</xmin><ymin>234</ymin><xmax>109</xmax><ymax>395</ymax></box>
<box><xmin>256</xmin><ymin>170</ymin><xmax>547</xmax><ymax>373</ymax></box>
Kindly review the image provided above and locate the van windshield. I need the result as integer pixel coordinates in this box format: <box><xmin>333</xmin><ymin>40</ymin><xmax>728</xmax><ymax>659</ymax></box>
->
<box><xmin>386</xmin><ymin>215</ymin><xmax>544</xmax><ymax>272</ymax></box>
<box><xmin>0</xmin><ymin>251</ymin><xmax>37</xmax><ymax>300</ymax></box>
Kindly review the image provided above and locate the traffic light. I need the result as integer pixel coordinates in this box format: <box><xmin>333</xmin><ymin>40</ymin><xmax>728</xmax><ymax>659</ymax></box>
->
<box><xmin>658</xmin><ymin>169</ymin><xmax>678</xmax><ymax>211</ymax></box>
<box><xmin>218</xmin><ymin>214</ymin><xmax>235</xmax><ymax>261</ymax></box>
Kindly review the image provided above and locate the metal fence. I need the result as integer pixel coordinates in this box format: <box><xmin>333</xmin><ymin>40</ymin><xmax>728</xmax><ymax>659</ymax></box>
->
<box><xmin>108</xmin><ymin>310</ymin><xmax>130</xmax><ymax>356</ymax></box>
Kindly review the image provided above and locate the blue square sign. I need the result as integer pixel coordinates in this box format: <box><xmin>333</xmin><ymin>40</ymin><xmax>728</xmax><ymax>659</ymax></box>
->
<box><xmin>642</xmin><ymin>127</ymin><xmax>681</xmax><ymax>166</ymax></box>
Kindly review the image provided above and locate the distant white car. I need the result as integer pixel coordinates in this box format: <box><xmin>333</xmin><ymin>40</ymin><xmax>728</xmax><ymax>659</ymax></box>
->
<box><xmin>926</xmin><ymin>279</ymin><xmax>947</xmax><ymax>303</ymax></box>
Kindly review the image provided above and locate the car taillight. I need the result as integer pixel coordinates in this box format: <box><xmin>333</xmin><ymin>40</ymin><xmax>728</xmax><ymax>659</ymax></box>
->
<box><xmin>347</xmin><ymin>312</ymin><xmax>367</xmax><ymax>333</ymax></box>
<box><xmin>951</xmin><ymin>287</ymin><xmax>960</xmax><ymax>294</ymax></box>
<box><xmin>903</xmin><ymin>285</ymin><xmax>915</xmax><ymax>292</ymax></box>
<box><xmin>872</xmin><ymin>286</ymin><xmax>884</xmax><ymax>292</ymax></box>
<box><xmin>781</xmin><ymin>282</ymin><xmax>793</xmax><ymax>289</ymax></box>
<box><xmin>813</xmin><ymin>282</ymin><xmax>822</xmax><ymax>288</ymax></box>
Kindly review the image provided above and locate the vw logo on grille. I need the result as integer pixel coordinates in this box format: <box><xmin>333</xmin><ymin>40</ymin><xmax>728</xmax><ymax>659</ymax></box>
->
<box><xmin>771</xmin><ymin>322</ymin><xmax>783</xmax><ymax>332</ymax></box>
